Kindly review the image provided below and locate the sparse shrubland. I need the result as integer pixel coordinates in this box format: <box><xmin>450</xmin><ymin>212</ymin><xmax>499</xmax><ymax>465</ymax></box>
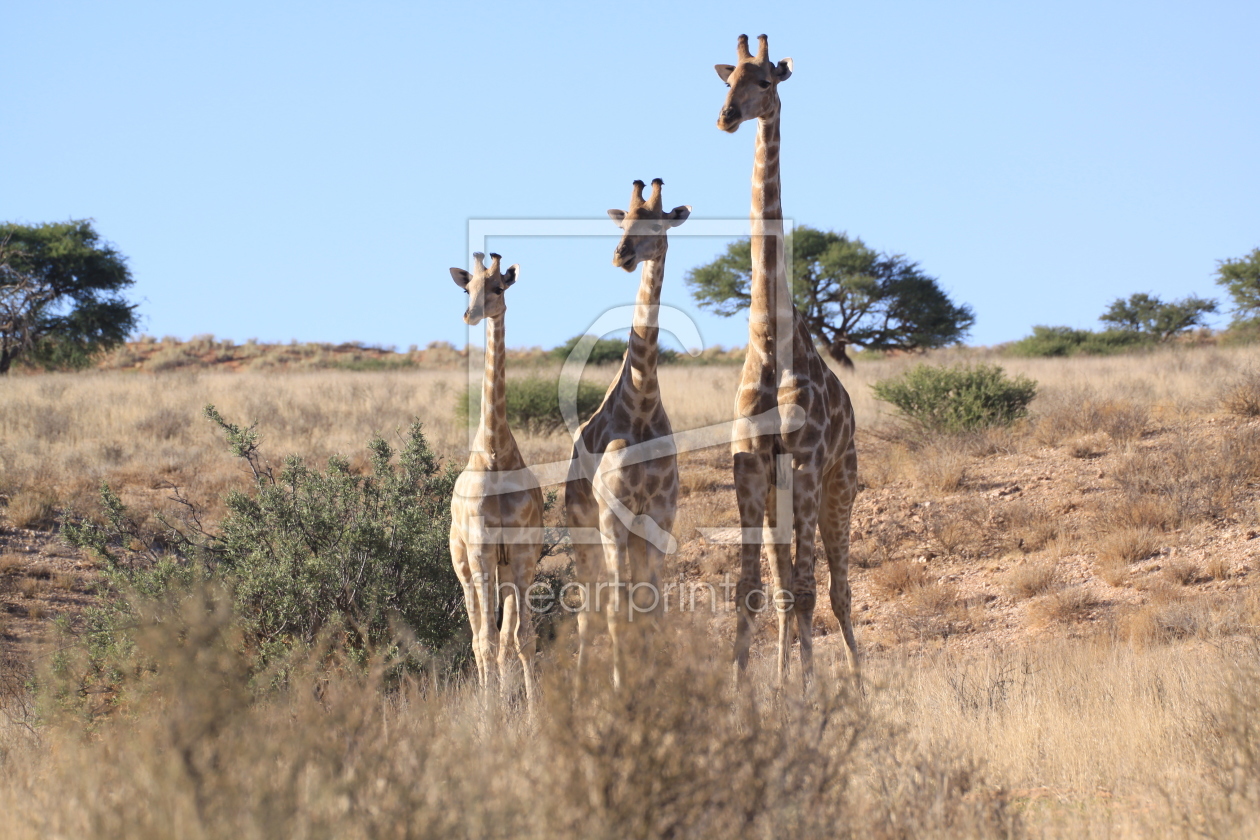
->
<box><xmin>56</xmin><ymin>408</ymin><xmax>469</xmax><ymax>716</ymax></box>
<box><xmin>5</xmin><ymin>343</ymin><xmax>1260</xmax><ymax>835</ymax></box>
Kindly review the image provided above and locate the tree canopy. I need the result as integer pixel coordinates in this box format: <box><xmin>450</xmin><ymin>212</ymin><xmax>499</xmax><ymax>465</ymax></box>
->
<box><xmin>0</xmin><ymin>220</ymin><xmax>138</xmax><ymax>373</ymax></box>
<box><xmin>1214</xmin><ymin>247</ymin><xmax>1260</xmax><ymax>324</ymax></box>
<box><xmin>684</xmin><ymin>226</ymin><xmax>974</xmax><ymax>366</ymax></box>
<box><xmin>1098</xmin><ymin>292</ymin><xmax>1217</xmax><ymax>342</ymax></box>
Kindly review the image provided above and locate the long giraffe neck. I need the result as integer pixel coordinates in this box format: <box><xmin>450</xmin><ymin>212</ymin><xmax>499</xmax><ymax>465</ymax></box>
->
<box><xmin>748</xmin><ymin>99</ymin><xmax>795</xmax><ymax>368</ymax></box>
<box><xmin>621</xmin><ymin>255</ymin><xmax>666</xmax><ymax>396</ymax></box>
<box><xmin>473</xmin><ymin>313</ymin><xmax>522</xmax><ymax>469</ymax></box>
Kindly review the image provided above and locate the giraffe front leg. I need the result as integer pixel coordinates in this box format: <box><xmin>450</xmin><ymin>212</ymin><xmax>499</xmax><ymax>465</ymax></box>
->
<box><xmin>733</xmin><ymin>451</ymin><xmax>771</xmax><ymax>674</ymax></box>
<box><xmin>499</xmin><ymin>546</ymin><xmax>538</xmax><ymax>712</ymax></box>
<box><xmin>791</xmin><ymin>469</ymin><xmax>822</xmax><ymax>683</ymax></box>
<box><xmin>450</xmin><ymin>532</ymin><xmax>489</xmax><ymax>688</ymax></box>
<box><xmin>565</xmin><ymin>476</ymin><xmax>602</xmax><ymax>688</ymax></box>
<box><xmin>764</xmin><ymin>477</ymin><xmax>795</xmax><ymax>685</ymax></box>
<box><xmin>598</xmin><ymin>510</ymin><xmax>633</xmax><ymax>690</ymax></box>
<box><xmin>465</xmin><ymin>545</ymin><xmax>499</xmax><ymax>696</ymax></box>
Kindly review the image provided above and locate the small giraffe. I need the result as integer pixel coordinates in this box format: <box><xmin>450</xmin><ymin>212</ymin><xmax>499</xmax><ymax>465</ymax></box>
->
<box><xmin>714</xmin><ymin>35</ymin><xmax>860</xmax><ymax>682</ymax></box>
<box><xmin>449</xmin><ymin>252</ymin><xmax>544</xmax><ymax>705</ymax></box>
<box><xmin>565</xmin><ymin>179</ymin><xmax>690</xmax><ymax>687</ymax></box>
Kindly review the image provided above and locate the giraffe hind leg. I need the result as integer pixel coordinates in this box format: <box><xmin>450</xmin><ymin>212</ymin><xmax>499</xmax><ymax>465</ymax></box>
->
<box><xmin>819</xmin><ymin>456</ymin><xmax>859</xmax><ymax>676</ymax></box>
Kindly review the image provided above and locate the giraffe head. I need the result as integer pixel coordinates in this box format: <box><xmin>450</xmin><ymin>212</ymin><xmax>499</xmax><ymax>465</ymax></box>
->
<box><xmin>449</xmin><ymin>252</ymin><xmax>519</xmax><ymax>325</ymax></box>
<box><xmin>607</xmin><ymin>179</ymin><xmax>691</xmax><ymax>272</ymax></box>
<box><xmin>714</xmin><ymin>34</ymin><xmax>793</xmax><ymax>133</ymax></box>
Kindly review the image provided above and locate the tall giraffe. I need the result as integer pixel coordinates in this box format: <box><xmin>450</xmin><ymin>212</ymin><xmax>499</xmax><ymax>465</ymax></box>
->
<box><xmin>714</xmin><ymin>35</ymin><xmax>860</xmax><ymax>682</ymax></box>
<box><xmin>565</xmin><ymin>179</ymin><xmax>690</xmax><ymax>687</ymax></box>
<box><xmin>449</xmin><ymin>252</ymin><xmax>544</xmax><ymax>706</ymax></box>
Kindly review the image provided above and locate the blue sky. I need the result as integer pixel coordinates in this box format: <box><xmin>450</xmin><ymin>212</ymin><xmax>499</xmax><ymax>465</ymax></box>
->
<box><xmin>5</xmin><ymin>1</ymin><xmax>1258</xmax><ymax>352</ymax></box>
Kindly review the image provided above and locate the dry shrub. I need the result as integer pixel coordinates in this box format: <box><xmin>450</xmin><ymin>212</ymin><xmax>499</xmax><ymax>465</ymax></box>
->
<box><xmin>1066</xmin><ymin>433</ymin><xmax>1108</xmax><ymax>459</ymax></box>
<box><xmin>1030</xmin><ymin>585</ymin><xmax>1103</xmax><ymax>625</ymax></box>
<box><xmin>851</xmin><ymin>516</ymin><xmax>914</xmax><ymax>569</ymax></box>
<box><xmin>913</xmin><ymin>443</ymin><xmax>968</xmax><ymax>493</ymax></box>
<box><xmin>1109</xmin><ymin>429</ymin><xmax>1260</xmax><ymax>528</ymax></box>
<box><xmin>858</xmin><ymin>440</ymin><xmax>912</xmax><ymax>489</ymax></box>
<box><xmin>5</xmin><ymin>491</ymin><xmax>57</xmax><ymax>530</ymax></box>
<box><xmin>1</xmin><ymin>595</ymin><xmax>1018</xmax><ymax>840</ymax></box>
<box><xmin>136</xmin><ymin>407</ymin><xmax>189</xmax><ymax>442</ymax></box>
<box><xmin>1187</xmin><ymin>651</ymin><xmax>1260</xmax><ymax>838</ymax></box>
<box><xmin>922</xmin><ymin>498</ymin><xmax>987</xmax><ymax>559</ymax></box>
<box><xmin>899</xmin><ymin>581</ymin><xmax>973</xmax><ymax>639</ymax></box>
<box><xmin>1116</xmin><ymin>591</ymin><xmax>1204</xmax><ymax>645</ymax></box>
<box><xmin>1096</xmin><ymin>525</ymin><xmax>1161</xmax><ymax>566</ymax></box>
<box><xmin>1097</xmin><ymin>400</ymin><xmax>1149</xmax><ymax>443</ymax></box>
<box><xmin>1032</xmin><ymin>388</ymin><xmax>1149</xmax><ymax>446</ymax></box>
<box><xmin>1096</xmin><ymin>555</ymin><xmax>1130</xmax><ymax>587</ymax></box>
<box><xmin>1003</xmin><ymin>560</ymin><xmax>1060</xmax><ymax>599</ymax></box>
<box><xmin>995</xmin><ymin>500</ymin><xmax>1058</xmax><ymax>554</ymax></box>
<box><xmin>1162</xmin><ymin>557</ymin><xmax>1200</xmax><ymax>586</ymax></box>
<box><xmin>1206</xmin><ymin>555</ymin><xmax>1232</xmax><ymax>581</ymax></box>
<box><xmin>1219</xmin><ymin>368</ymin><xmax>1260</xmax><ymax>417</ymax></box>
<box><xmin>929</xmin><ymin>515</ymin><xmax>974</xmax><ymax>558</ymax></box>
<box><xmin>871</xmin><ymin>558</ymin><xmax>931</xmax><ymax>597</ymax></box>
<box><xmin>1102</xmin><ymin>492</ymin><xmax>1179</xmax><ymax>533</ymax></box>
<box><xmin>0</xmin><ymin>552</ymin><xmax>24</xmax><ymax>575</ymax></box>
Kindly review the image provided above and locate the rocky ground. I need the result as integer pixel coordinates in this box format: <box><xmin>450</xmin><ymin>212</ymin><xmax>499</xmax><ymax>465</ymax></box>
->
<box><xmin>5</xmin><ymin>412</ymin><xmax>1260</xmax><ymax>676</ymax></box>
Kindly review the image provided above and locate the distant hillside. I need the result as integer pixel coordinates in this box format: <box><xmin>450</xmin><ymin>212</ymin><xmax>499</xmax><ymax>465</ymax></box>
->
<box><xmin>79</xmin><ymin>335</ymin><xmax>745</xmax><ymax>373</ymax></box>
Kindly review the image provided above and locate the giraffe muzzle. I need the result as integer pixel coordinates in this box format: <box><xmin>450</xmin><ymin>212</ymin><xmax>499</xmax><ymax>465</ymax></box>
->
<box><xmin>718</xmin><ymin>105</ymin><xmax>742</xmax><ymax>132</ymax></box>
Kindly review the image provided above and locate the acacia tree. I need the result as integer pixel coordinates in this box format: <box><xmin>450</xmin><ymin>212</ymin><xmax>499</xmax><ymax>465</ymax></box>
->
<box><xmin>0</xmin><ymin>220</ymin><xmax>138</xmax><ymax>374</ymax></box>
<box><xmin>684</xmin><ymin>226</ymin><xmax>974</xmax><ymax>367</ymax></box>
<box><xmin>1215</xmin><ymin>247</ymin><xmax>1260</xmax><ymax>324</ymax></box>
<box><xmin>1098</xmin><ymin>292</ymin><xmax>1217</xmax><ymax>341</ymax></box>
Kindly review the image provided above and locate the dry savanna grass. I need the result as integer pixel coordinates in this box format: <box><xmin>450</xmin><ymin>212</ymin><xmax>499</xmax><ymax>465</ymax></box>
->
<box><xmin>1029</xmin><ymin>585</ymin><xmax>1105</xmax><ymax>626</ymax></box>
<box><xmin>6</xmin><ymin>342</ymin><xmax>1260</xmax><ymax>836</ymax></box>
<box><xmin>1003</xmin><ymin>560</ymin><xmax>1060</xmax><ymax>599</ymax></box>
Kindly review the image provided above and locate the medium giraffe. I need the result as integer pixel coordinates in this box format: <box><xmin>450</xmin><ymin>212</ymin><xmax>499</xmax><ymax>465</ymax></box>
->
<box><xmin>714</xmin><ymin>34</ymin><xmax>860</xmax><ymax>682</ymax></box>
<box><xmin>565</xmin><ymin>179</ymin><xmax>690</xmax><ymax>687</ymax></box>
<box><xmin>449</xmin><ymin>252</ymin><xmax>544</xmax><ymax>706</ymax></box>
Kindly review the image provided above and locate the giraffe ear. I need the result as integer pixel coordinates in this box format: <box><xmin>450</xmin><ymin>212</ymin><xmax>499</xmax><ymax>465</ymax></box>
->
<box><xmin>450</xmin><ymin>268</ymin><xmax>472</xmax><ymax>290</ymax></box>
<box><xmin>715</xmin><ymin>64</ymin><xmax>736</xmax><ymax>84</ymax></box>
<box><xmin>773</xmin><ymin>58</ymin><xmax>793</xmax><ymax>82</ymax></box>
<box><xmin>502</xmin><ymin>264</ymin><xmax>520</xmax><ymax>288</ymax></box>
<box><xmin>666</xmin><ymin>205</ymin><xmax>692</xmax><ymax>227</ymax></box>
<box><xmin>607</xmin><ymin>209</ymin><xmax>626</xmax><ymax>226</ymax></box>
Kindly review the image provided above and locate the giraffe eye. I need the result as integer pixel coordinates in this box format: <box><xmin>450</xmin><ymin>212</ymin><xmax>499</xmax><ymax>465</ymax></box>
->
<box><xmin>491</xmin><ymin>288</ymin><xmax>502</xmax><ymax>295</ymax></box>
<box><xmin>758</xmin><ymin>80</ymin><xmax>772</xmax><ymax>89</ymax></box>
<box><xmin>463</xmin><ymin>289</ymin><xmax>469</xmax><ymax>294</ymax></box>
<box><xmin>651</xmin><ymin>224</ymin><xmax>662</xmax><ymax>232</ymax></box>
<box><xmin>724</xmin><ymin>83</ymin><xmax>731</xmax><ymax>89</ymax></box>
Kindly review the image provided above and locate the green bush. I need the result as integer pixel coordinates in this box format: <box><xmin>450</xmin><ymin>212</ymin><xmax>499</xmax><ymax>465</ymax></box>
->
<box><xmin>64</xmin><ymin>408</ymin><xmax>467</xmax><ymax>676</ymax></box>
<box><xmin>457</xmin><ymin>376</ymin><xmax>605</xmax><ymax>434</ymax></box>
<box><xmin>549</xmin><ymin>334</ymin><xmax>679</xmax><ymax>365</ymax></box>
<box><xmin>1006</xmin><ymin>325</ymin><xmax>1154</xmax><ymax>357</ymax></box>
<box><xmin>872</xmin><ymin>363</ymin><xmax>1038</xmax><ymax>433</ymax></box>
